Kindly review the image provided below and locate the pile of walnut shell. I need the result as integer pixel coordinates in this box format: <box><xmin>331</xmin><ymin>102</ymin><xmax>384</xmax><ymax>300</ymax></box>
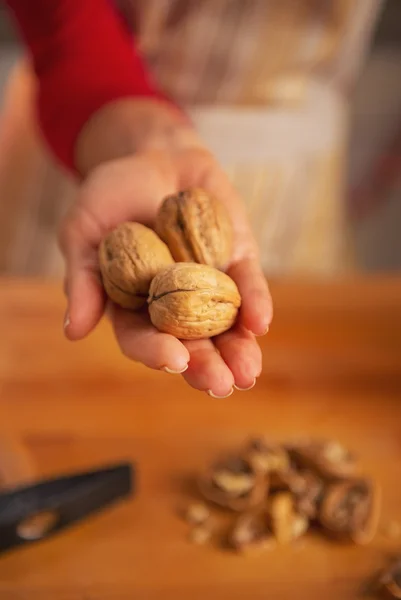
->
<box><xmin>98</xmin><ymin>188</ymin><xmax>241</xmax><ymax>340</ymax></box>
<box><xmin>183</xmin><ymin>437</ymin><xmax>381</xmax><ymax>553</ymax></box>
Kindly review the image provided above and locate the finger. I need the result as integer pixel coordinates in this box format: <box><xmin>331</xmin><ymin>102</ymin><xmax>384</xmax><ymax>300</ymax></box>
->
<box><xmin>214</xmin><ymin>325</ymin><xmax>262</xmax><ymax>391</ymax></box>
<box><xmin>112</xmin><ymin>305</ymin><xmax>190</xmax><ymax>372</ymax></box>
<box><xmin>64</xmin><ymin>263</ymin><xmax>106</xmax><ymax>341</ymax></box>
<box><xmin>228</xmin><ymin>258</ymin><xmax>273</xmax><ymax>336</ymax></box>
<box><xmin>182</xmin><ymin>339</ymin><xmax>234</xmax><ymax>398</ymax></box>
<box><xmin>60</xmin><ymin>215</ymin><xmax>106</xmax><ymax>341</ymax></box>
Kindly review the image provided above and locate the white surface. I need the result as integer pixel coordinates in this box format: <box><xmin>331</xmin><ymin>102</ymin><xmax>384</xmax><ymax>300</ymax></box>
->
<box><xmin>188</xmin><ymin>80</ymin><xmax>346</xmax><ymax>166</ymax></box>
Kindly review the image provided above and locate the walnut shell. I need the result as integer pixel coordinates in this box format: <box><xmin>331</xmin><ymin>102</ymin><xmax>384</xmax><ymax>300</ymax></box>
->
<box><xmin>318</xmin><ymin>478</ymin><xmax>381</xmax><ymax>544</ymax></box>
<box><xmin>230</xmin><ymin>511</ymin><xmax>273</xmax><ymax>553</ymax></box>
<box><xmin>155</xmin><ymin>188</ymin><xmax>233</xmax><ymax>270</ymax></box>
<box><xmin>185</xmin><ymin>503</ymin><xmax>210</xmax><ymax>526</ymax></box>
<box><xmin>99</xmin><ymin>222</ymin><xmax>174</xmax><ymax>310</ymax></box>
<box><xmin>287</xmin><ymin>439</ymin><xmax>356</xmax><ymax>480</ymax></box>
<box><xmin>148</xmin><ymin>263</ymin><xmax>241</xmax><ymax>339</ymax></box>
<box><xmin>198</xmin><ymin>455</ymin><xmax>268</xmax><ymax>512</ymax></box>
<box><xmin>245</xmin><ymin>438</ymin><xmax>290</xmax><ymax>476</ymax></box>
<box><xmin>292</xmin><ymin>470</ymin><xmax>324</xmax><ymax>519</ymax></box>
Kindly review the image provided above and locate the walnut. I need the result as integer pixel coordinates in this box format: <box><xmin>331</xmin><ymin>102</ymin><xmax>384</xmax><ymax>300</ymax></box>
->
<box><xmin>245</xmin><ymin>438</ymin><xmax>290</xmax><ymax>475</ymax></box>
<box><xmin>99</xmin><ymin>222</ymin><xmax>174</xmax><ymax>309</ymax></box>
<box><xmin>155</xmin><ymin>188</ymin><xmax>233</xmax><ymax>270</ymax></box>
<box><xmin>292</xmin><ymin>470</ymin><xmax>324</xmax><ymax>519</ymax></box>
<box><xmin>318</xmin><ymin>478</ymin><xmax>381</xmax><ymax>544</ymax></box>
<box><xmin>288</xmin><ymin>439</ymin><xmax>356</xmax><ymax>480</ymax></box>
<box><xmin>185</xmin><ymin>503</ymin><xmax>210</xmax><ymax>525</ymax></box>
<box><xmin>189</xmin><ymin>524</ymin><xmax>212</xmax><ymax>545</ymax></box>
<box><xmin>292</xmin><ymin>514</ymin><xmax>309</xmax><ymax>540</ymax></box>
<box><xmin>198</xmin><ymin>456</ymin><xmax>267</xmax><ymax>512</ymax></box>
<box><xmin>230</xmin><ymin>511</ymin><xmax>273</xmax><ymax>553</ymax></box>
<box><xmin>212</xmin><ymin>470</ymin><xmax>254</xmax><ymax>496</ymax></box>
<box><xmin>148</xmin><ymin>263</ymin><xmax>241</xmax><ymax>339</ymax></box>
<box><xmin>269</xmin><ymin>492</ymin><xmax>309</xmax><ymax>544</ymax></box>
<box><xmin>176</xmin><ymin>436</ymin><xmax>382</xmax><ymax>555</ymax></box>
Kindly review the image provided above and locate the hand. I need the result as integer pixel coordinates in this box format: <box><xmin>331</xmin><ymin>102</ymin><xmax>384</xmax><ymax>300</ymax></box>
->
<box><xmin>60</xmin><ymin>105</ymin><xmax>272</xmax><ymax>397</ymax></box>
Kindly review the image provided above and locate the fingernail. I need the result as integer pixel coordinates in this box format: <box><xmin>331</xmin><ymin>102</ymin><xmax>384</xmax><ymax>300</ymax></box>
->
<box><xmin>162</xmin><ymin>364</ymin><xmax>188</xmax><ymax>375</ymax></box>
<box><xmin>207</xmin><ymin>387</ymin><xmax>234</xmax><ymax>399</ymax></box>
<box><xmin>257</xmin><ymin>325</ymin><xmax>269</xmax><ymax>336</ymax></box>
<box><xmin>234</xmin><ymin>378</ymin><xmax>256</xmax><ymax>392</ymax></box>
<box><xmin>64</xmin><ymin>311</ymin><xmax>70</xmax><ymax>330</ymax></box>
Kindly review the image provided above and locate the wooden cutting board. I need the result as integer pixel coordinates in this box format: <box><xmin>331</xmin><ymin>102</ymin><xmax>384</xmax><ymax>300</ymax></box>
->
<box><xmin>0</xmin><ymin>277</ymin><xmax>401</xmax><ymax>599</ymax></box>
<box><xmin>0</xmin><ymin>434</ymin><xmax>35</xmax><ymax>488</ymax></box>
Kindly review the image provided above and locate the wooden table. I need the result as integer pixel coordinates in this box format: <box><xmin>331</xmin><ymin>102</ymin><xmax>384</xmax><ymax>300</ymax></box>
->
<box><xmin>0</xmin><ymin>278</ymin><xmax>401</xmax><ymax>599</ymax></box>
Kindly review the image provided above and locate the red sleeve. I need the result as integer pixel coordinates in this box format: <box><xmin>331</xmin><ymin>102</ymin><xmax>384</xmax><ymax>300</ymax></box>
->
<box><xmin>5</xmin><ymin>0</ymin><xmax>170</xmax><ymax>172</ymax></box>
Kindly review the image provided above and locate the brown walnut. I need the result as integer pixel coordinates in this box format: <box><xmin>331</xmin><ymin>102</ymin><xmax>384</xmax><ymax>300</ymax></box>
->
<box><xmin>269</xmin><ymin>492</ymin><xmax>309</xmax><ymax>544</ymax></box>
<box><xmin>198</xmin><ymin>455</ymin><xmax>267</xmax><ymax>512</ymax></box>
<box><xmin>189</xmin><ymin>524</ymin><xmax>213</xmax><ymax>545</ymax></box>
<box><xmin>318</xmin><ymin>478</ymin><xmax>381</xmax><ymax>544</ymax></box>
<box><xmin>99</xmin><ymin>222</ymin><xmax>174</xmax><ymax>309</ymax></box>
<box><xmin>230</xmin><ymin>511</ymin><xmax>273</xmax><ymax>553</ymax></box>
<box><xmin>155</xmin><ymin>188</ymin><xmax>233</xmax><ymax>270</ymax></box>
<box><xmin>185</xmin><ymin>503</ymin><xmax>210</xmax><ymax>526</ymax></box>
<box><xmin>288</xmin><ymin>439</ymin><xmax>356</xmax><ymax>480</ymax></box>
<box><xmin>292</xmin><ymin>470</ymin><xmax>324</xmax><ymax>519</ymax></box>
<box><xmin>148</xmin><ymin>263</ymin><xmax>241</xmax><ymax>339</ymax></box>
<box><xmin>245</xmin><ymin>437</ymin><xmax>290</xmax><ymax>476</ymax></box>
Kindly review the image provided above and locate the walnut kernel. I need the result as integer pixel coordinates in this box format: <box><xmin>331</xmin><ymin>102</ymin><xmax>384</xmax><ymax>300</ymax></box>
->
<box><xmin>185</xmin><ymin>503</ymin><xmax>210</xmax><ymax>525</ymax></box>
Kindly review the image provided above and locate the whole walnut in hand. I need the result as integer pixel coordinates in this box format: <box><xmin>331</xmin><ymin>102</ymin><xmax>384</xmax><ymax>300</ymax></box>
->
<box><xmin>148</xmin><ymin>263</ymin><xmax>241</xmax><ymax>339</ymax></box>
<box><xmin>99</xmin><ymin>222</ymin><xmax>174</xmax><ymax>309</ymax></box>
<box><xmin>155</xmin><ymin>188</ymin><xmax>233</xmax><ymax>270</ymax></box>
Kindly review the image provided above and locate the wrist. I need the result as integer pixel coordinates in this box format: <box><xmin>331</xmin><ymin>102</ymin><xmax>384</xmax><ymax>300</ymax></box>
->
<box><xmin>74</xmin><ymin>98</ymin><xmax>204</xmax><ymax>177</ymax></box>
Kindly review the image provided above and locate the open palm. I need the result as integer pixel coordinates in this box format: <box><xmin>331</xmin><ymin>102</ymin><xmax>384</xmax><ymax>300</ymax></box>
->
<box><xmin>60</xmin><ymin>147</ymin><xmax>273</xmax><ymax>397</ymax></box>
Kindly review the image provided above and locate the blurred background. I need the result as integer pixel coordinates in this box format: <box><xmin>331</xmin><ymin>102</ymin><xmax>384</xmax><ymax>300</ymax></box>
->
<box><xmin>0</xmin><ymin>0</ymin><xmax>400</xmax><ymax>278</ymax></box>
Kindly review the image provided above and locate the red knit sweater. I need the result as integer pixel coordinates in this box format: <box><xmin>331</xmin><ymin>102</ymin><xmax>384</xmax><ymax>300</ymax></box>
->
<box><xmin>5</xmin><ymin>0</ymin><xmax>165</xmax><ymax>171</ymax></box>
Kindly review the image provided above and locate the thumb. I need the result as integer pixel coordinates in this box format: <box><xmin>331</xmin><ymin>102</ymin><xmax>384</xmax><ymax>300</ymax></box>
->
<box><xmin>64</xmin><ymin>261</ymin><xmax>106</xmax><ymax>341</ymax></box>
<box><xmin>60</xmin><ymin>201</ymin><xmax>106</xmax><ymax>341</ymax></box>
<box><xmin>61</xmin><ymin>218</ymin><xmax>106</xmax><ymax>340</ymax></box>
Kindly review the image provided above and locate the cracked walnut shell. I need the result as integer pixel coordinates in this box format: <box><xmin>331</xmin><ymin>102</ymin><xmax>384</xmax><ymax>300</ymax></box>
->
<box><xmin>319</xmin><ymin>478</ymin><xmax>381</xmax><ymax>544</ymax></box>
<box><xmin>148</xmin><ymin>263</ymin><xmax>241</xmax><ymax>339</ymax></box>
<box><xmin>99</xmin><ymin>222</ymin><xmax>174</xmax><ymax>309</ymax></box>
<box><xmin>288</xmin><ymin>439</ymin><xmax>356</xmax><ymax>481</ymax></box>
<box><xmin>198</xmin><ymin>455</ymin><xmax>267</xmax><ymax>512</ymax></box>
<box><xmin>230</xmin><ymin>511</ymin><xmax>273</xmax><ymax>553</ymax></box>
<box><xmin>155</xmin><ymin>188</ymin><xmax>233</xmax><ymax>270</ymax></box>
<box><xmin>245</xmin><ymin>437</ymin><xmax>290</xmax><ymax>476</ymax></box>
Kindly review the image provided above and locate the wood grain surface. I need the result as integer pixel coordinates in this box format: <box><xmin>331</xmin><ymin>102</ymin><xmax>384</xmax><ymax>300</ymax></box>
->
<box><xmin>0</xmin><ymin>277</ymin><xmax>401</xmax><ymax>599</ymax></box>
